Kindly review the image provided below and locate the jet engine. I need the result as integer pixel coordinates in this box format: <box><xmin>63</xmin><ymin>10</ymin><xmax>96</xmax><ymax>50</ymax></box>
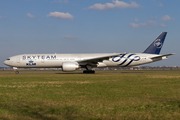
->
<box><xmin>62</xmin><ymin>62</ymin><xmax>80</xmax><ymax>72</ymax></box>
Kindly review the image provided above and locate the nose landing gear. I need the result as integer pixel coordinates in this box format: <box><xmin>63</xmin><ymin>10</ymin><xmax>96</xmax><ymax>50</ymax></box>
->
<box><xmin>13</xmin><ymin>67</ymin><xmax>19</xmax><ymax>74</ymax></box>
<box><xmin>15</xmin><ymin>71</ymin><xmax>19</xmax><ymax>74</ymax></box>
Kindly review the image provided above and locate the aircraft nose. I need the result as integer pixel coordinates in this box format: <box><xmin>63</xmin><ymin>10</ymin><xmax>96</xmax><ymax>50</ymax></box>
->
<box><xmin>4</xmin><ymin>60</ymin><xmax>8</xmax><ymax>65</ymax></box>
<box><xmin>4</xmin><ymin>60</ymin><xmax>12</xmax><ymax>66</ymax></box>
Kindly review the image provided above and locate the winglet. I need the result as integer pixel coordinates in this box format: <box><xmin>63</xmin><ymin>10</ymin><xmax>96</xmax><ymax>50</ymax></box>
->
<box><xmin>143</xmin><ymin>32</ymin><xmax>167</xmax><ymax>54</ymax></box>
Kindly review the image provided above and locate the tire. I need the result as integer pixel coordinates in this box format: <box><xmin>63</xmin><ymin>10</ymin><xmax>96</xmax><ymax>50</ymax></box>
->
<box><xmin>83</xmin><ymin>70</ymin><xmax>95</xmax><ymax>74</ymax></box>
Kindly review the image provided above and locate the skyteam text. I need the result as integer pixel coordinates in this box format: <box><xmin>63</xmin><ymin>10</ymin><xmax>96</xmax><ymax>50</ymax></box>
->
<box><xmin>22</xmin><ymin>55</ymin><xmax>56</xmax><ymax>60</ymax></box>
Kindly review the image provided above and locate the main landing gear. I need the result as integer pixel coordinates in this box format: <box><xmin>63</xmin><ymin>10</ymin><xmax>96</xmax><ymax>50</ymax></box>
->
<box><xmin>83</xmin><ymin>65</ymin><xmax>95</xmax><ymax>74</ymax></box>
<box><xmin>83</xmin><ymin>70</ymin><xmax>95</xmax><ymax>74</ymax></box>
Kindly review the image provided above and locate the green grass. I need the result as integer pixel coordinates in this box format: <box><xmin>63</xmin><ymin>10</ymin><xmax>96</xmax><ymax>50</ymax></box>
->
<box><xmin>0</xmin><ymin>70</ymin><xmax>180</xmax><ymax>119</ymax></box>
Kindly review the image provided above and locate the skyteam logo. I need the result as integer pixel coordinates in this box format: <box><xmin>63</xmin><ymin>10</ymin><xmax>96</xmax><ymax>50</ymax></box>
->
<box><xmin>154</xmin><ymin>39</ymin><xmax>162</xmax><ymax>48</ymax></box>
<box><xmin>112</xmin><ymin>54</ymin><xmax>140</xmax><ymax>67</ymax></box>
<box><xmin>26</xmin><ymin>60</ymin><xmax>36</xmax><ymax>66</ymax></box>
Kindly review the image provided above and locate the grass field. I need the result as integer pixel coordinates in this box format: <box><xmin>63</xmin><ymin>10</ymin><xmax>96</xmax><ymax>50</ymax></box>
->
<box><xmin>0</xmin><ymin>70</ymin><xmax>180</xmax><ymax>120</ymax></box>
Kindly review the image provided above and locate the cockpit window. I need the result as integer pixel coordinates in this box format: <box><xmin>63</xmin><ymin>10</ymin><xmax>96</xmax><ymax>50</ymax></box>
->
<box><xmin>6</xmin><ymin>58</ymin><xmax>10</xmax><ymax>60</ymax></box>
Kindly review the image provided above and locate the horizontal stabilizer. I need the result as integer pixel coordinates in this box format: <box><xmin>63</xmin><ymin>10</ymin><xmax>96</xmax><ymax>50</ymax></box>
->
<box><xmin>150</xmin><ymin>53</ymin><xmax>175</xmax><ymax>59</ymax></box>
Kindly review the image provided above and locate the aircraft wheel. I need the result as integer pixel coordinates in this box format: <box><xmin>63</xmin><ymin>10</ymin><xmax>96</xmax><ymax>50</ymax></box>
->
<box><xmin>83</xmin><ymin>70</ymin><xmax>95</xmax><ymax>74</ymax></box>
<box><xmin>15</xmin><ymin>71</ymin><xmax>19</xmax><ymax>74</ymax></box>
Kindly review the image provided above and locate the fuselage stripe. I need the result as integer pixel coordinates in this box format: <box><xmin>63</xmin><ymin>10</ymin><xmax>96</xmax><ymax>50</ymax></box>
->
<box><xmin>118</xmin><ymin>54</ymin><xmax>135</xmax><ymax>66</ymax></box>
<box><xmin>124</xmin><ymin>59</ymin><xmax>134</xmax><ymax>67</ymax></box>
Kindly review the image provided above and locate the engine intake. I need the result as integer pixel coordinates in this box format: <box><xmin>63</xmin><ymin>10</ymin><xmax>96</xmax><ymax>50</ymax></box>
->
<box><xmin>62</xmin><ymin>62</ymin><xmax>80</xmax><ymax>72</ymax></box>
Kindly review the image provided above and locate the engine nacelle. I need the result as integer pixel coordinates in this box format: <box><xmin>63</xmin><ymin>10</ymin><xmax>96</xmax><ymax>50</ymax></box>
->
<box><xmin>62</xmin><ymin>62</ymin><xmax>80</xmax><ymax>72</ymax></box>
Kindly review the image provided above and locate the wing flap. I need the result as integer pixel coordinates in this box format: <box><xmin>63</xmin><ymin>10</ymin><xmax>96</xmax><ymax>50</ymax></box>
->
<box><xmin>77</xmin><ymin>53</ymin><xmax>125</xmax><ymax>65</ymax></box>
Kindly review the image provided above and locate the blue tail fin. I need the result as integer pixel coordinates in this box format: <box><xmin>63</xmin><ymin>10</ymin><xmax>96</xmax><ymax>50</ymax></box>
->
<box><xmin>143</xmin><ymin>32</ymin><xmax>167</xmax><ymax>54</ymax></box>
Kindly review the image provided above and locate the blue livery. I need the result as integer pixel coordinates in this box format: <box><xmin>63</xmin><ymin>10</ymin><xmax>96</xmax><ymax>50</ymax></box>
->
<box><xmin>143</xmin><ymin>32</ymin><xmax>167</xmax><ymax>54</ymax></box>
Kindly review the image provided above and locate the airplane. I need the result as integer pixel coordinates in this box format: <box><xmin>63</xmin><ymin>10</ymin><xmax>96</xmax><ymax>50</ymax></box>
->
<box><xmin>4</xmin><ymin>32</ymin><xmax>175</xmax><ymax>74</ymax></box>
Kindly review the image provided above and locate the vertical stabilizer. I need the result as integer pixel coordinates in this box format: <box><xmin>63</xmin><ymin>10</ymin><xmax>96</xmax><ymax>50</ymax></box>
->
<box><xmin>143</xmin><ymin>32</ymin><xmax>167</xmax><ymax>54</ymax></box>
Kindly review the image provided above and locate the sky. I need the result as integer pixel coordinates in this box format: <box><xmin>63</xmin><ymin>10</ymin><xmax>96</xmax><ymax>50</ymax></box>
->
<box><xmin>0</xmin><ymin>0</ymin><xmax>179</xmax><ymax>67</ymax></box>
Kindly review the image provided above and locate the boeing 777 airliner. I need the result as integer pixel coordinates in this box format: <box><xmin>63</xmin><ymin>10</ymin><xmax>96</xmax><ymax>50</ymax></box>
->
<box><xmin>4</xmin><ymin>32</ymin><xmax>175</xmax><ymax>74</ymax></box>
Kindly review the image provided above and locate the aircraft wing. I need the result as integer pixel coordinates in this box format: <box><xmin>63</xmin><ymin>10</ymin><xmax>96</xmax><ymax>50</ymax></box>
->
<box><xmin>150</xmin><ymin>53</ymin><xmax>175</xmax><ymax>59</ymax></box>
<box><xmin>77</xmin><ymin>53</ymin><xmax>125</xmax><ymax>65</ymax></box>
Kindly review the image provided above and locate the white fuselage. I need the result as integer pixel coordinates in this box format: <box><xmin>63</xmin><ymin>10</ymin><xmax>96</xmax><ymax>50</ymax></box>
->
<box><xmin>4</xmin><ymin>53</ymin><xmax>164</xmax><ymax>68</ymax></box>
